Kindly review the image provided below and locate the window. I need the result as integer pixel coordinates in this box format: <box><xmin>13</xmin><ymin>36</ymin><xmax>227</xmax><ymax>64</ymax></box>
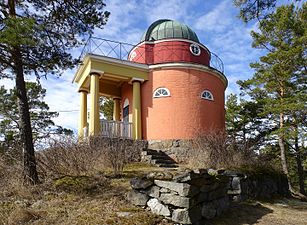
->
<box><xmin>190</xmin><ymin>43</ymin><xmax>201</xmax><ymax>56</ymax></box>
<box><xmin>201</xmin><ymin>90</ymin><xmax>214</xmax><ymax>101</ymax></box>
<box><xmin>153</xmin><ymin>87</ymin><xmax>170</xmax><ymax>98</ymax></box>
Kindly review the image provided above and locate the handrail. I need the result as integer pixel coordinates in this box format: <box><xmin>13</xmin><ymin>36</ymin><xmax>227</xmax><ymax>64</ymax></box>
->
<box><xmin>79</xmin><ymin>36</ymin><xmax>224</xmax><ymax>74</ymax></box>
<box><xmin>100</xmin><ymin>119</ymin><xmax>133</xmax><ymax>139</ymax></box>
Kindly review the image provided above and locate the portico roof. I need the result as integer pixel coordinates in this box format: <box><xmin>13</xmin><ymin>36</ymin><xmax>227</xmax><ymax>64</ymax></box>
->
<box><xmin>73</xmin><ymin>54</ymin><xmax>149</xmax><ymax>96</ymax></box>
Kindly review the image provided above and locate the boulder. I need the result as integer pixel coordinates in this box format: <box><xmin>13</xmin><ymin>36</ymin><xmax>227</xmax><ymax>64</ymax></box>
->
<box><xmin>231</xmin><ymin>176</ymin><xmax>241</xmax><ymax>191</ymax></box>
<box><xmin>202</xmin><ymin>202</ymin><xmax>217</xmax><ymax>219</ymax></box>
<box><xmin>207</xmin><ymin>186</ymin><xmax>228</xmax><ymax>201</ymax></box>
<box><xmin>143</xmin><ymin>185</ymin><xmax>160</xmax><ymax>198</ymax></box>
<box><xmin>171</xmin><ymin>207</ymin><xmax>202</xmax><ymax>224</ymax></box>
<box><xmin>147</xmin><ymin>172</ymin><xmax>173</xmax><ymax>180</ymax></box>
<box><xmin>160</xmin><ymin>187</ymin><xmax>171</xmax><ymax>193</ymax></box>
<box><xmin>130</xmin><ymin>177</ymin><xmax>153</xmax><ymax>189</ymax></box>
<box><xmin>159</xmin><ymin>193</ymin><xmax>191</xmax><ymax>208</ymax></box>
<box><xmin>216</xmin><ymin>196</ymin><xmax>230</xmax><ymax>216</ymax></box>
<box><xmin>147</xmin><ymin>198</ymin><xmax>171</xmax><ymax>216</ymax></box>
<box><xmin>154</xmin><ymin>180</ymin><xmax>199</xmax><ymax>197</ymax></box>
<box><xmin>126</xmin><ymin>190</ymin><xmax>149</xmax><ymax>206</ymax></box>
<box><xmin>200</xmin><ymin>182</ymin><xmax>221</xmax><ymax>193</ymax></box>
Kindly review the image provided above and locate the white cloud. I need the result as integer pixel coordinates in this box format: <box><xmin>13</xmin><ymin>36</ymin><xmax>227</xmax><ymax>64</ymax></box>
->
<box><xmin>194</xmin><ymin>0</ymin><xmax>232</xmax><ymax>33</ymax></box>
<box><xmin>40</xmin><ymin>72</ymin><xmax>79</xmax><ymax>132</ymax></box>
<box><xmin>142</xmin><ymin>0</ymin><xmax>190</xmax><ymax>23</ymax></box>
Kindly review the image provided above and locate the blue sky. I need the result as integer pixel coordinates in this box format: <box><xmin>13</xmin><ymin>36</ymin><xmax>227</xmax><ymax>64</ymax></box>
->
<box><xmin>0</xmin><ymin>0</ymin><xmax>295</xmax><ymax>133</ymax></box>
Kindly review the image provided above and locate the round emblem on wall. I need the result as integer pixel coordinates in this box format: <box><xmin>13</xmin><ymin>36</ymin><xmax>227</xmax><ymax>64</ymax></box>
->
<box><xmin>129</xmin><ymin>51</ymin><xmax>137</xmax><ymax>61</ymax></box>
<box><xmin>190</xmin><ymin>43</ymin><xmax>201</xmax><ymax>56</ymax></box>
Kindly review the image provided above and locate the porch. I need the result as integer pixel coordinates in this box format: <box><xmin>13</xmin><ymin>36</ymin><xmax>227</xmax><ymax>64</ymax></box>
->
<box><xmin>100</xmin><ymin>119</ymin><xmax>133</xmax><ymax>139</ymax></box>
<box><xmin>73</xmin><ymin>54</ymin><xmax>149</xmax><ymax>140</ymax></box>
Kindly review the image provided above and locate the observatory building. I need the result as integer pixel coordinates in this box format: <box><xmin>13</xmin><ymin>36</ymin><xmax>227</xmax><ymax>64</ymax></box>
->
<box><xmin>73</xmin><ymin>19</ymin><xmax>227</xmax><ymax>140</ymax></box>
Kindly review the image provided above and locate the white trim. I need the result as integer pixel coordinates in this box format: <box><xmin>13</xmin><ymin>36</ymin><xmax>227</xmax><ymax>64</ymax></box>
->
<box><xmin>130</xmin><ymin>77</ymin><xmax>145</xmax><ymax>84</ymax></box>
<box><xmin>90</xmin><ymin>69</ymin><xmax>104</xmax><ymax>77</ymax></box>
<box><xmin>149</xmin><ymin>62</ymin><xmax>228</xmax><ymax>88</ymax></box>
<box><xmin>90</xmin><ymin>54</ymin><xmax>149</xmax><ymax>70</ymax></box>
<box><xmin>123</xmin><ymin>98</ymin><xmax>129</xmax><ymax>108</ymax></box>
<box><xmin>201</xmin><ymin>90</ymin><xmax>214</xmax><ymax>101</ymax></box>
<box><xmin>153</xmin><ymin>87</ymin><xmax>171</xmax><ymax>98</ymax></box>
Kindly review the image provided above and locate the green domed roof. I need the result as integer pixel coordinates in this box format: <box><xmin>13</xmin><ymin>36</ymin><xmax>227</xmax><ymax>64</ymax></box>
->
<box><xmin>141</xmin><ymin>19</ymin><xmax>199</xmax><ymax>43</ymax></box>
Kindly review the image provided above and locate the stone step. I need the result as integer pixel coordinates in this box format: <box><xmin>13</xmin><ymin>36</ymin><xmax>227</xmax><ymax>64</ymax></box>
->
<box><xmin>141</xmin><ymin>149</ymin><xmax>161</xmax><ymax>156</ymax></box>
<box><xmin>144</xmin><ymin>154</ymin><xmax>171</xmax><ymax>161</ymax></box>
<box><xmin>157</xmin><ymin>163</ymin><xmax>178</xmax><ymax>168</ymax></box>
<box><xmin>151</xmin><ymin>159</ymin><xmax>176</xmax><ymax>165</ymax></box>
<box><xmin>141</xmin><ymin>148</ymin><xmax>178</xmax><ymax>168</ymax></box>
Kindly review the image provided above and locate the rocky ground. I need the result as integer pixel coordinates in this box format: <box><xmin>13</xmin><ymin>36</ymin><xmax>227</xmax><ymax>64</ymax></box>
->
<box><xmin>1</xmin><ymin>163</ymin><xmax>307</xmax><ymax>225</ymax></box>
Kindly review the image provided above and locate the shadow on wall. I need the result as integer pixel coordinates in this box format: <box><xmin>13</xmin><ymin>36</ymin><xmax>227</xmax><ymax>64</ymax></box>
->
<box><xmin>208</xmin><ymin>202</ymin><xmax>274</xmax><ymax>225</ymax></box>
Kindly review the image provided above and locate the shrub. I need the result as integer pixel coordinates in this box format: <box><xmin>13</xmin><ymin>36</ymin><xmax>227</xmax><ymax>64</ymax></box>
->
<box><xmin>188</xmin><ymin>130</ymin><xmax>271</xmax><ymax>170</ymax></box>
<box><xmin>89</xmin><ymin>136</ymin><xmax>147</xmax><ymax>175</ymax></box>
<box><xmin>37</xmin><ymin>137</ymin><xmax>102</xmax><ymax>178</ymax></box>
<box><xmin>37</xmin><ymin>135</ymin><xmax>146</xmax><ymax>178</ymax></box>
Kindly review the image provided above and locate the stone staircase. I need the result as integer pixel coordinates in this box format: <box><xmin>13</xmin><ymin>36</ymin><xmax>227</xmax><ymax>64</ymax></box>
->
<box><xmin>141</xmin><ymin>149</ymin><xmax>178</xmax><ymax>168</ymax></box>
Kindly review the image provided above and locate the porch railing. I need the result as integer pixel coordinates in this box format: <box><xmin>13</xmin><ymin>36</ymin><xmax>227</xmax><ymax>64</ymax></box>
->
<box><xmin>100</xmin><ymin>119</ymin><xmax>133</xmax><ymax>139</ymax></box>
<box><xmin>79</xmin><ymin>37</ymin><xmax>224</xmax><ymax>74</ymax></box>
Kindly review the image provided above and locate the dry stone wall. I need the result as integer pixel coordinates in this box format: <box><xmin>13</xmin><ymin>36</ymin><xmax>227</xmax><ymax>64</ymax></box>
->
<box><xmin>225</xmin><ymin>171</ymin><xmax>290</xmax><ymax>201</ymax></box>
<box><xmin>127</xmin><ymin>168</ymin><xmax>290</xmax><ymax>224</ymax></box>
<box><xmin>127</xmin><ymin>169</ymin><xmax>230</xmax><ymax>224</ymax></box>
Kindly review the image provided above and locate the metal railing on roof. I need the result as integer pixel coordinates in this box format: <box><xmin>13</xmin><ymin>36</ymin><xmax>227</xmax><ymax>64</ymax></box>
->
<box><xmin>79</xmin><ymin>36</ymin><xmax>224</xmax><ymax>73</ymax></box>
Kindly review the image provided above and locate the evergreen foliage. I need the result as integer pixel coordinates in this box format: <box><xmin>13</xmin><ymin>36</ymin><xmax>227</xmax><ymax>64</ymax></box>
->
<box><xmin>233</xmin><ymin>0</ymin><xmax>302</xmax><ymax>22</ymax></box>
<box><xmin>0</xmin><ymin>0</ymin><xmax>109</xmax><ymax>184</ymax></box>
<box><xmin>236</xmin><ymin>3</ymin><xmax>306</xmax><ymax>194</ymax></box>
<box><xmin>100</xmin><ymin>97</ymin><xmax>114</xmax><ymax>121</ymax></box>
<box><xmin>0</xmin><ymin>82</ymin><xmax>73</xmax><ymax>151</ymax></box>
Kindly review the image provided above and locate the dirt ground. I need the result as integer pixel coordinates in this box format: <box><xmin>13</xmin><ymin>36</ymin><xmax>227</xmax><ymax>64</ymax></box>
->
<box><xmin>210</xmin><ymin>198</ymin><xmax>307</xmax><ymax>225</ymax></box>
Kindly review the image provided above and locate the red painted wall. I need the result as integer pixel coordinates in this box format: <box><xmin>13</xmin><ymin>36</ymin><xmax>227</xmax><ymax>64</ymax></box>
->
<box><xmin>130</xmin><ymin>40</ymin><xmax>210</xmax><ymax>66</ymax></box>
<box><xmin>140</xmin><ymin>68</ymin><xmax>225</xmax><ymax>140</ymax></box>
<box><xmin>120</xmin><ymin>39</ymin><xmax>226</xmax><ymax>140</ymax></box>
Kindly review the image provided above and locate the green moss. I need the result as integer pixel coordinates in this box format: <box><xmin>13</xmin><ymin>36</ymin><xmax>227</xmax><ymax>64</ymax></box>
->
<box><xmin>53</xmin><ymin>175</ymin><xmax>109</xmax><ymax>193</ymax></box>
<box><xmin>54</xmin><ymin>176</ymin><xmax>88</xmax><ymax>190</ymax></box>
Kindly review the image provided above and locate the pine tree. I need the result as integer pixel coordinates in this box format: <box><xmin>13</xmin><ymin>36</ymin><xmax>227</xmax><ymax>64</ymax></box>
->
<box><xmin>0</xmin><ymin>1</ymin><xmax>109</xmax><ymax>184</ymax></box>
<box><xmin>100</xmin><ymin>97</ymin><xmax>114</xmax><ymax>121</ymax></box>
<box><xmin>238</xmin><ymin>3</ymin><xmax>306</xmax><ymax>194</ymax></box>
<box><xmin>0</xmin><ymin>82</ymin><xmax>73</xmax><ymax>151</ymax></box>
<box><xmin>225</xmin><ymin>93</ymin><xmax>275</xmax><ymax>151</ymax></box>
<box><xmin>233</xmin><ymin>0</ymin><xmax>277</xmax><ymax>22</ymax></box>
<box><xmin>233</xmin><ymin>0</ymin><xmax>303</xmax><ymax>22</ymax></box>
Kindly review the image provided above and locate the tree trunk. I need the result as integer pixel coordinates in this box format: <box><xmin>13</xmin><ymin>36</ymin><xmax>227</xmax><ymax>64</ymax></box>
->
<box><xmin>278</xmin><ymin>112</ymin><xmax>292</xmax><ymax>192</ymax></box>
<box><xmin>9</xmin><ymin>0</ymin><xmax>39</xmax><ymax>185</ymax></box>
<box><xmin>294</xmin><ymin>131</ymin><xmax>305</xmax><ymax>195</ymax></box>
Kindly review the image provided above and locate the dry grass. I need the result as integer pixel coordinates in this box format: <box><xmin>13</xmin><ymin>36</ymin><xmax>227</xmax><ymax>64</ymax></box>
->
<box><xmin>37</xmin><ymin>136</ymin><xmax>146</xmax><ymax>179</ymax></box>
<box><xmin>1</xmin><ymin>136</ymin><xmax>305</xmax><ymax>225</ymax></box>
<box><xmin>188</xmin><ymin>131</ymin><xmax>278</xmax><ymax>172</ymax></box>
<box><xmin>1</xmin><ymin>160</ymin><xmax>307</xmax><ymax>225</ymax></box>
<box><xmin>0</xmin><ymin>162</ymin><xmax>171</xmax><ymax>225</ymax></box>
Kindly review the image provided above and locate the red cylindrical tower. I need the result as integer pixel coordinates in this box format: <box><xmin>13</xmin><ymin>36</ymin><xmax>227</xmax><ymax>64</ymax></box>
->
<box><xmin>122</xmin><ymin>19</ymin><xmax>227</xmax><ymax>140</ymax></box>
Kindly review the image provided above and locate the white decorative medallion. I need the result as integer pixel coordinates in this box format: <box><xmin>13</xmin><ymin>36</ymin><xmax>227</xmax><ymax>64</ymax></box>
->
<box><xmin>129</xmin><ymin>51</ymin><xmax>137</xmax><ymax>60</ymax></box>
<box><xmin>190</xmin><ymin>43</ymin><xmax>201</xmax><ymax>56</ymax></box>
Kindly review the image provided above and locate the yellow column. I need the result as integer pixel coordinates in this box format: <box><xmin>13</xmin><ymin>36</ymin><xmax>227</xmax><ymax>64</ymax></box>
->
<box><xmin>113</xmin><ymin>98</ymin><xmax>121</xmax><ymax>121</ymax></box>
<box><xmin>132</xmin><ymin>81</ymin><xmax>142</xmax><ymax>139</ymax></box>
<box><xmin>89</xmin><ymin>73</ymin><xmax>100</xmax><ymax>136</ymax></box>
<box><xmin>78</xmin><ymin>90</ymin><xmax>88</xmax><ymax>139</ymax></box>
